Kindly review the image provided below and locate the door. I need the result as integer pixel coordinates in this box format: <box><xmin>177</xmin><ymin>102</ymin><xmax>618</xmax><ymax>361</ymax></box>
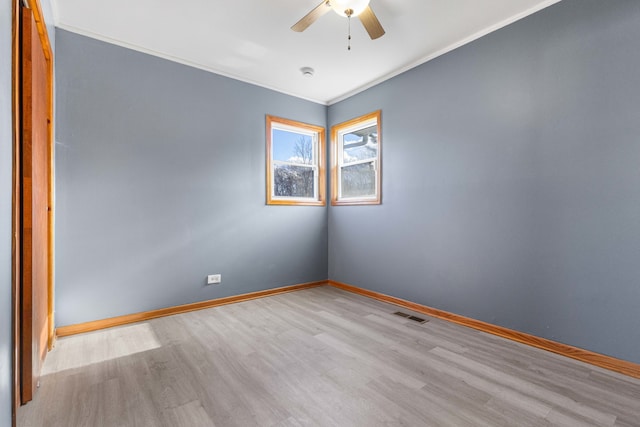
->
<box><xmin>19</xmin><ymin>4</ymin><xmax>51</xmax><ymax>404</ymax></box>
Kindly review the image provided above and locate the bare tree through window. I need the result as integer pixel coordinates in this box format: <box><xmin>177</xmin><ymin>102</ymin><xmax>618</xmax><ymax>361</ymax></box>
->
<box><xmin>274</xmin><ymin>136</ymin><xmax>314</xmax><ymax>197</ymax></box>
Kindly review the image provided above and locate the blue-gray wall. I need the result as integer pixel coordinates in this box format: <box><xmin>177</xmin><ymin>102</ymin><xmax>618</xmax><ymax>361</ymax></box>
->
<box><xmin>328</xmin><ymin>0</ymin><xmax>640</xmax><ymax>364</ymax></box>
<box><xmin>1</xmin><ymin>1</ymin><xmax>14</xmax><ymax>424</ymax></box>
<box><xmin>55</xmin><ymin>30</ymin><xmax>328</xmax><ymax>326</ymax></box>
<box><xmin>55</xmin><ymin>0</ymin><xmax>640</xmax><ymax>364</ymax></box>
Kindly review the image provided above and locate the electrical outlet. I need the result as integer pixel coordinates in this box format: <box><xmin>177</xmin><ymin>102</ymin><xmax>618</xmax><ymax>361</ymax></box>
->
<box><xmin>207</xmin><ymin>274</ymin><xmax>221</xmax><ymax>285</ymax></box>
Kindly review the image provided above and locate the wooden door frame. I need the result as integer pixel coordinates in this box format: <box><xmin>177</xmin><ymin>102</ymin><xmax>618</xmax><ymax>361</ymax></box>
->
<box><xmin>11</xmin><ymin>0</ymin><xmax>54</xmax><ymax>422</ymax></box>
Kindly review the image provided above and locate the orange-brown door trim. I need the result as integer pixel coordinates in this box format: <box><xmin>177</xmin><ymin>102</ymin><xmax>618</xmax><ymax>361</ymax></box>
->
<box><xmin>11</xmin><ymin>1</ymin><xmax>22</xmax><ymax>424</ymax></box>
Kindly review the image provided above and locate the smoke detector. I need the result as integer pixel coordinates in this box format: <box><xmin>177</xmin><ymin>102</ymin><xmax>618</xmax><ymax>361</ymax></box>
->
<box><xmin>300</xmin><ymin>67</ymin><xmax>315</xmax><ymax>77</ymax></box>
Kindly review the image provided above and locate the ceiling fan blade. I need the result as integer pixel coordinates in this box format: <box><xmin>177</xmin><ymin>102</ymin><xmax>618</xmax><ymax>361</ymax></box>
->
<box><xmin>358</xmin><ymin>6</ymin><xmax>385</xmax><ymax>39</ymax></box>
<box><xmin>291</xmin><ymin>0</ymin><xmax>332</xmax><ymax>32</ymax></box>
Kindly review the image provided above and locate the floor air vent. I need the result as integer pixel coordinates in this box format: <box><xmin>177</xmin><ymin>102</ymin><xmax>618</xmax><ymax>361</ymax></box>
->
<box><xmin>393</xmin><ymin>311</ymin><xmax>428</xmax><ymax>323</ymax></box>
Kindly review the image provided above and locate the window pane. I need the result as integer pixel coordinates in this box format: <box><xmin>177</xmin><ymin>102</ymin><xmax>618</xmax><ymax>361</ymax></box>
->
<box><xmin>273</xmin><ymin>129</ymin><xmax>314</xmax><ymax>164</ymax></box>
<box><xmin>330</xmin><ymin>110</ymin><xmax>381</xmax><ymax>205</ymax></box>
<box><xmin>341</xmin><ymin>162</ymin><xmax>375</xmax><ymax>198</ymax></box>
<box><xmin>274</xmin><ymin>164</ymin><xmax>315</xmax><ymax>198</ymax></box>
<box><xmin>342</xmin><ymin>124</ymin><xmax>377</xmax><ymax>164</ymax></box>
<box><xmin>267</xmin><ymin>115</ymin><xmax>325</xmax><ymax>206</ymax></box>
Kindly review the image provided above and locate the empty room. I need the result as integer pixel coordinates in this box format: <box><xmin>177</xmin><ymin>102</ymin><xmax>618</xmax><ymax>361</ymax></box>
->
<box><xmin>2</xmin><ymin>0</ymin><xmax>640</xmax><ymax>425</ymax></box>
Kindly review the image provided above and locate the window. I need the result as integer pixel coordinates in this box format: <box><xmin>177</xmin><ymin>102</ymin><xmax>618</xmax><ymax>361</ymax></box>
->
<box><xmin>331</xmin><ymin>110</ymin><xmax>381</xmax><ymax>205</ymax></box>
<box><xmin>266</xmin><ymin>115</ymin><xmax>326</xmax><ymax>206</ymax></box>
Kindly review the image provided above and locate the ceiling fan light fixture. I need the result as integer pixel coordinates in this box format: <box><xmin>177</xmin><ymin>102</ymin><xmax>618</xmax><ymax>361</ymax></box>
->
<box><xmin>331</xmin><ymin>0</ymin><xmax>370</xmax><ymax>17</ymax></box>
<box><xmin>291</xmin><ymin>0</ymin><xmax>385</xmax><ymax>43</ymax></box>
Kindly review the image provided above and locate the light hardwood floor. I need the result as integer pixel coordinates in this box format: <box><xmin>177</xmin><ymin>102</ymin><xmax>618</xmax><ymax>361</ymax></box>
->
<box><xmin>19</xmin><ymin>286</ymin><xmax>640</xmax><ymax>426</ymax></box>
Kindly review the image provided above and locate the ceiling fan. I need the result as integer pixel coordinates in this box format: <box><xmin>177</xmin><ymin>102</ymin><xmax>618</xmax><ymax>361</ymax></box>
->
<box><xmin>291</xmin><ymin>0</ymin><xmax>385</xmax><ymax>40</ymax></box>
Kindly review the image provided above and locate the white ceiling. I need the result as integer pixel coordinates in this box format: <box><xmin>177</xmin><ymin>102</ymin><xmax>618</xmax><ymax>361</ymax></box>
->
<box><xmin>51</xmin><ymin>0</ymin><xmax>560</xmax><ymax>105</ymax></box>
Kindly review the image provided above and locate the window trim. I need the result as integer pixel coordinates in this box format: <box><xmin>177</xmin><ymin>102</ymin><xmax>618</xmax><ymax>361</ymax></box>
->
<box><xmin>330</xmin><ymin>110</ymin><xmax>382</xmax><ymax>206</ymax></box>
<box><xmin>266</xmin><ymin>115</ymin><xmax>326</xmax><ymax>206</ymax></box>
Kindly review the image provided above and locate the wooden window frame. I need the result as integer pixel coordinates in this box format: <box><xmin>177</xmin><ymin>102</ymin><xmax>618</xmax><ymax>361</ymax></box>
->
<box><xmin>331</xmin><ymin>110</ymin><xmax>382</xmax><ymax>206</ymax></box>
<box><xmin>266</xmin><ymin>115</ymin><xmax>326</xmax><ymax>206</ymax></box>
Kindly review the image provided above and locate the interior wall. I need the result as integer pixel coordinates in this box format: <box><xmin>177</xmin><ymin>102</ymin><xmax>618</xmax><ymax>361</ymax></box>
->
<box><xmin>54</xmin><ymin>30</ymin><xmax>328</xmax><ymax>326</ymax></box>
<box><xmin>0</xmin><ymin>0</ymin><xmax>14</xmax><ymax>423</ymax></box>
<box><xmin>328</xmin><ymin>0</ymin><xmax>640</xmax><ymax>364</ymax></box>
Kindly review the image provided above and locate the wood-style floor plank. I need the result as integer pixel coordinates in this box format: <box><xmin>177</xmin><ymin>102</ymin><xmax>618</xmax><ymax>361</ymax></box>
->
<box><xmin>18</xmin><ymin>286</ymin><xmax>640</xmax><ymax>426</ymax></box>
